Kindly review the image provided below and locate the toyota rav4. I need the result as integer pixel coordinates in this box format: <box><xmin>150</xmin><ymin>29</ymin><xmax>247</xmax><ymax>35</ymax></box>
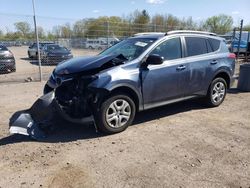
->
<box><xmin>10</xmin><ymin>30</ymin><xmax>236</xmax><ymax>138</ymax></box>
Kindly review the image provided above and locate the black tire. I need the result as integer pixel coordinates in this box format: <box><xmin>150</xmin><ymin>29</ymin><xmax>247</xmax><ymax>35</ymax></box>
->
<box><xmin>205</xmin><ymin>77</ymin><xmax>227</xmax><ymax>107</ymax></box>
<box><xmin>28</xmin><ymin>52</ymin><xmax>32</xmax><ymax>59</ymax></box>
<box><xmin>94</xmin><ymin>94</ymin><xmax>136</xmax><ymax>134</ymax></box>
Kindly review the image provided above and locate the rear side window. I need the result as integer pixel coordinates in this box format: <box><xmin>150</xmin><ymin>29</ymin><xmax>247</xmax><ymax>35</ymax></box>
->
<box><xmin>150</xmin><ymin>37</ymin><xmax>182</xmax><ymax>60</ymax></box>
<box><xmin>208</xmin><ymin>38</ymin><xmax>220</xmax><ymax>51</ymax></box>
<box><xmin>206</xmin><ymin>40</ymin><xmax>213</xmax><ymax>53</ymax></box>
<box><xmin>185</xmin><ymin>37</ymin><xmax>208</xmax><ymax>57</ymax></box>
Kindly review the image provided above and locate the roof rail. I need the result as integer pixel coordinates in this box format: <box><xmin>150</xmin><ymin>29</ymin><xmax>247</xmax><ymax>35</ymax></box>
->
<box><xmin>166</xmin><ymin>30</ymin><xmax>217</xmax><ymax>36</ymax></box>
<box><xmin>134</xmin><ymin>32</ymin><xmax>165</xmax><ymax>36</ymax></box>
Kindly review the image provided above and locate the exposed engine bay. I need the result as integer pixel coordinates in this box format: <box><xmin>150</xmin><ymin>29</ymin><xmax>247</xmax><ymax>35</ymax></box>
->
<box><xmin>51</xmin><ymin>54</ymin><xmax>127</xmax><ymax>118</ymax></box>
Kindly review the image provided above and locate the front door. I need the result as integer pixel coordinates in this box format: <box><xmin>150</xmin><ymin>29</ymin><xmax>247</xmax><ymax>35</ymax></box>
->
<box><xmin>141</xmin><ymin>37</ymin><xmax>189</xmax><ymax>109</ymax></box>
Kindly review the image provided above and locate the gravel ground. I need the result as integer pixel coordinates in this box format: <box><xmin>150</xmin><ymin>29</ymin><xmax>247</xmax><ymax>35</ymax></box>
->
<box><xmin>0</xmin><ymin>72</ymin><xmax>250</xmax><ymax>187</ymax></box>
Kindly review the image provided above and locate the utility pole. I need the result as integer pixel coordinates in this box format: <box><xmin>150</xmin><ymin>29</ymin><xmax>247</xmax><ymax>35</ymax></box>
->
<box><xmin>107</xmin><ymin>20</ymin><xmax>109</xmax><ymax>48</ymax></box>
<box><xmin>32</xmin><ymin>0</ymin><xmax>42</xmax><ymax>81</ymax></box>
<box><xmin>237</xmin><ymin>19</ymin><xmax>243</xmax><ymax>59</ymax></box>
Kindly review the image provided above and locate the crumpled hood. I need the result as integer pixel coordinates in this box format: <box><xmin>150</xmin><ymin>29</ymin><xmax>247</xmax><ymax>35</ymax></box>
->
<box><xmin>54</xmin><ymin>54</ymin><xmax>124</xmax><ymax>75</ymax></box>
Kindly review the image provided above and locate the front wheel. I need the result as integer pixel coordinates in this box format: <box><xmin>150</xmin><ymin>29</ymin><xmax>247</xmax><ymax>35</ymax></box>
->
<box><xmin>205</xmin><ymin>77</ymin><xmax>227</xmax><ymax>107</ymax></box>
<box><xmin>94</xmin><ymin>94</ymin><xmax>136</xmax><ymax>134</ymax></box>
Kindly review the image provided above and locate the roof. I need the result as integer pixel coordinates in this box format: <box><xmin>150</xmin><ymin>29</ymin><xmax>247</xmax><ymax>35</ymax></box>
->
<box><xmin>133</xmin><ymin>30</ymin><xmax>218</xmax><ymax>40</ymax></box>
<box><xmin>166</xmin><ymin>30</ymin><xmax>217</xmax><ymax>36</ymax></box>
<box><xmin>132</xmin><ymin>32</ymin><xmax>165</xmax><ymax>39</ymax></box>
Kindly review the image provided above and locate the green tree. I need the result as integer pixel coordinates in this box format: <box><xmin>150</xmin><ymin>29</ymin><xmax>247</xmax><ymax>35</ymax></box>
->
<box><xmin>0</xmin><ymin>29</ymin><xmax>3</xmax><ymax>39</ymax></box>
<box><xmin>164</xmin><ymin>14</ymin><xmax>180</xmax><ymax>31</ymax></box>
<box><xmin>52</xmin><ymin>25</ymin><xmax>61</xmax><ymax>38</ymax></box>
<box><xmin>73</xmin><ymin>19</ymin><xmax>86</xmax><ymax>37</ymax></box>
<box><xmin>60</xmin><ymin>23</ymin><xmax>72</xmax><ymax>38</ymax></box>
<box><xmin>84</xmin><ymin>17</ymin><xmax>107</xmax><ymax>38</ymax></box>
<box><xmin>47</xmin><ymin>31</ymin><xmax>56</xmax><ymax>41</ymax></box>
<box><xmin>179</xmin><ymin>17</ymin><xmax>197</xmax><ymax>30</ymax></box>
<box><xmin>131</xmin><ymin>9</ymin><xmax>150</xmax><ymax>32</ymax></box>
<box><xmin>243</xmin><ymin>24</ymin><xmax>250</xmax><ymax>32</ymax></box>
<box><xmin>204</xmin><ymin>14</ymin><xmax>233</xmax><ymax>34</ymax></box>
<box><xmin>151</xmin><ymin>14</ymin><xmax>165</xmax><ymax>31</ymax></box>
<box><xmin>14</xmin><ymin>21</ymin><xmax>31</xmax><ymax>38</ymax></box>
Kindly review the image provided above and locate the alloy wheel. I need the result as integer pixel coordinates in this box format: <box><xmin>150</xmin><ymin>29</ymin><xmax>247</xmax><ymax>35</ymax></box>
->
<box><xmin>105</xmin><ymin>99</ymin><xmax>131</xmax><ymax>128</ymax></box>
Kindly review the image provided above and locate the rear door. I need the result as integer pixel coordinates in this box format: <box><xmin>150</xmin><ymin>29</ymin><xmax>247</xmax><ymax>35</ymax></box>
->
<box><xmin>184</xmin><ymin>36</ymin><xmax>220</xmax><ymax>95</ymax></box>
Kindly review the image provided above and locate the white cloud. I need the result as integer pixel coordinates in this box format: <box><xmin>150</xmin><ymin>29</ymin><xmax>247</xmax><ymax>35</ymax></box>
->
<box><xmin>131</xmin><ymin>1</ymin><xmax>135</xmax><ymax>4</ymax></box>
<box><xmin>195</xmin><ymin>17</ymin><xmax>202</xmax><ymax>21</ymax></box>
<box><xmin>92</xmin><ymin>10</ymin><xmax>100</xmax><ymax>13</ymax></box>
<box><xmin>146</xmin><ymin>0</ymin><xmax>166</xmax><ymax>4</ymax></box>
<box><xmin>232</xmin><ymin>11</ymin><xmax>239</xmax><ymax>15</ymax></box>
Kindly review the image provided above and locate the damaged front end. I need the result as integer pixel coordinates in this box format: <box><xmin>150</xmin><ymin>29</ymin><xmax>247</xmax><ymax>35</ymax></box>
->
<box><xmin>9</xmin><ymin>54</ymin><xmax>124</xmax><ymax>140</ymax></box>
<box><xmin>9</xmin><ymin>75</ymin><xmax>107</xmax><ymax>140</ymax></box>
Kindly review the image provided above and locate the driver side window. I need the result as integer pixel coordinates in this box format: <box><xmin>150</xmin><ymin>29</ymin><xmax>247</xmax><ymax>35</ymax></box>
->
<box><xmin>150</xmin><ymin>38</ymin><xmax>182</xmax><ymax>60</ymax></box>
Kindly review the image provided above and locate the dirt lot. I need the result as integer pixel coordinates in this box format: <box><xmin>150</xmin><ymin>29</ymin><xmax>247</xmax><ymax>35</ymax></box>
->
<box><xmin>0</xmin><ymin>46</ymin><xmax>99</xmax><ymax>83</ymax></box>
<box><xmin>0</xmin><ymin>71</ymin><xmax>250</xmax><ymax>187</ymax></box>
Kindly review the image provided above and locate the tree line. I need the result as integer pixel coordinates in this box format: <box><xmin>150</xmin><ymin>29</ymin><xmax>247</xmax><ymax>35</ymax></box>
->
<box><xmin>0</xmin><ymin>9</ymin><xmax>249</xmax><ymax>41</ymax></box>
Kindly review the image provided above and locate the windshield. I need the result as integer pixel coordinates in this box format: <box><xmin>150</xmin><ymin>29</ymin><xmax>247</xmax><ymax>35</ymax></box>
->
<box><xmin>0</xmin><ymin>45</ymin><xmax>8</xmax><ymax>51</ymax></box>
<box><xmin>100</xmin><ymin>38</ymin><xmax>157</xmax><ymax>61</ymax></box>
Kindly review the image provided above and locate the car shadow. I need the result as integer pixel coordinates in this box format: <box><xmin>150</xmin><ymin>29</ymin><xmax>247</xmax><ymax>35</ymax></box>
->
<box><xmin>21</xmin><ymin>57</ymin><xmax>33</xmax><ymax>61</ymax></box>
<box><xmin>20</xmin><ymin>58</ymin><xmax>55</xmax><ymax>67</ymax></box>
<box><xmin>20</xmin><ymin>57</ymin><xmax>39</xmax><ymax>66</ymax></box>
<box><xmin>0</xmin><ymin>98</ymin><xmax>208</xmax><ymax>146</ymax></box>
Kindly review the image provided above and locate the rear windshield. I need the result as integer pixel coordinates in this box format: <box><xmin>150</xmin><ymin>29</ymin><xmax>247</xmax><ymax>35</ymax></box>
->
<box><xmin>0</xmin><ymin>45</ymin><xmax>8</xmax><ymax>51</ymax></box>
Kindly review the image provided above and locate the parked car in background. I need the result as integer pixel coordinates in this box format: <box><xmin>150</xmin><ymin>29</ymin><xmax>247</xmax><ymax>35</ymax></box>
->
<box><xmin>14</xmin><ymin>41</ymin><xmax>22</xmax><ymax>46</ymax></box>
<box><xmin>28</xmin><ymin>42</ymin><xmax>54</xmax><ymax>59</ymax></box>
<box><xmin>40</xmin><ymin>44</ymin><xmax>73</xmax><ymax>65</ymax></box>
<box><xmin>0</xmin><ymin>45</ymin><xmax>16</xmax><ymax>73</ymax></box>
<box><xmin>42</xmin><ymin>30</ymin><xmax>236</xmax><ymax>134</ymax></box>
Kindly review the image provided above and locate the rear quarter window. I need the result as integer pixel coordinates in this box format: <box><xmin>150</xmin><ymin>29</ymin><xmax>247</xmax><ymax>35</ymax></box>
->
<box><xmin>208</xmin><ymin>38</ymin><xmax>220</xmax><ymax>51</ymax></box>
<box><xmin>220</xmin><ymin>41</ymin><xmax>229</xmax><ymax>52</ymax></box>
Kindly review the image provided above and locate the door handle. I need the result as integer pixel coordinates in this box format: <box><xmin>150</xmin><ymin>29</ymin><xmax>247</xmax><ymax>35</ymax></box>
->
<box><xmin>176</xmin><ymin>65</ymin><xmax>186</xmax><ymax>71</ymax></box>
<box><xmin>210</xmin><ymin>60</ymin><xmax>218</xmax><ymax>65</ymax></box>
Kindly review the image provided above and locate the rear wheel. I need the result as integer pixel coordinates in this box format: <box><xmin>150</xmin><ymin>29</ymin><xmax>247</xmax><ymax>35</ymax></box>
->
<box><xmin>94</xmin><ymin>94</ymin><xmax>136</xmax><ymax>134</ymax></box>
<box><xmin>205</xmin><ymin>77</ymin><xmax>227</xmax><ymax>107</ymax></box>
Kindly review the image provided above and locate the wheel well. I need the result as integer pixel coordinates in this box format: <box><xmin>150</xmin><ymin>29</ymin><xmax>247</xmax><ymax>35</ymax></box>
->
<box><xmin>213</xmin><ymin>72</ymin><xmax>230</xmax><ymax>88</ymax></box>
<box><xmin>109</xmin><ymin>87</ymin><xmax>140</xmax><ymax>111</ymax></box>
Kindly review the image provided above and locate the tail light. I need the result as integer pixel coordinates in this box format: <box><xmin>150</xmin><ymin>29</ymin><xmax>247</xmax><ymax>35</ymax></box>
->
<box><xmin>228</xmin><ymin>53</ymin><xmax>236</xmax><ymax>59</ymax></box>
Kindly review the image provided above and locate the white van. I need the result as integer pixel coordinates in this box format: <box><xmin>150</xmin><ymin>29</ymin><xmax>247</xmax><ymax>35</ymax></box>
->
<box><xmin>86</xmin><ymin>38</ymin><xmax>120</xmax><ymax>50</ymax></box>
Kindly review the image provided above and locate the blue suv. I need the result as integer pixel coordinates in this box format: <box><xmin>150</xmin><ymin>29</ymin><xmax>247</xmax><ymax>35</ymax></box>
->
<box><xmin>42</xmin><ymin>30</ymin><xmax>236</xmax><ymax>134</ymax></box>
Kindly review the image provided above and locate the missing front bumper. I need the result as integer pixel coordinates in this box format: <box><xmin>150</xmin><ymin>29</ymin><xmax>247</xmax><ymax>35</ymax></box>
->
<box><xmin>9</xmin><ymin>91</ymin><xmax>93</xmax><ymax>140</ymax></box>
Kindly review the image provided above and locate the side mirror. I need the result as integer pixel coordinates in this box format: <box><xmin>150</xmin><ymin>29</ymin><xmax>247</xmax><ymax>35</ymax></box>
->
<box><xmin>145</xmin><ymin>54</ymin><xmax>164</xmax><ymax>66</ymax></box>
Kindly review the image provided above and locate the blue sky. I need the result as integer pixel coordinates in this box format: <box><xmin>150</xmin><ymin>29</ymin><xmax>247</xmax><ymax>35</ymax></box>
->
<box><xmin>0</xmin><ymin>0</ymin><xmax>249</xmax><ymax>32</ymax></box>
